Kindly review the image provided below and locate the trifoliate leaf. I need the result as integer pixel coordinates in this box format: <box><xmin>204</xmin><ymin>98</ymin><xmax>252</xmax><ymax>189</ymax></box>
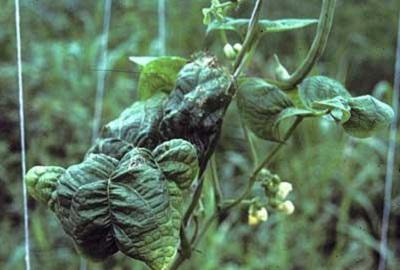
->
<box><xmin>299</xmin><ymin>76</ymin><xmax>352</xmax><ymax>109</ymax></box>
<box><xmin>54</xmin><ymin>149</ymin><xmax>182</xmax><ymax>270</ymax></box>
<box><xmin>342</xmin><ymin>95</ymin><xmax>394</xmax><ymax>138</ymax></box>
<box><xmin>137</xmin><ymin>56</ymin><xmax>187</xmax><ymax>100</ymax></box>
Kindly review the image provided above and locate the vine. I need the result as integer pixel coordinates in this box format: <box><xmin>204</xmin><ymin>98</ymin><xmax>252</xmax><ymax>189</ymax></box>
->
<box><xmin>23</xmin><ymin>1</ymin><xmax>395</xmax><ymax>270</ymax></box>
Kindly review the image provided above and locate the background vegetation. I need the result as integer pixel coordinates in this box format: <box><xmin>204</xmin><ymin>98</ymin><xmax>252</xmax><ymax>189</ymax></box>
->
<box><xmin>1</xmin><ymin>0</ymin><xmax>399</xmax><ymax>269</ymax></box>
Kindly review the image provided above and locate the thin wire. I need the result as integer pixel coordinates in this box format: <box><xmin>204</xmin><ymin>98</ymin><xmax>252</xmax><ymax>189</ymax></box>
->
<box><xmin>91</xmin><ymin>0</ymin><xmax>113</xmax><ymax>144</ymax></box>
<box><xmin>378</xmin><ymin>12</ymin><xmax>400</xmax><ymax>270</ymax></box>
<box><xmin>14</xmin><ymin>0</ymin><xmax>31</xmax><ymax>269</ymax></box>
<box><xmin>158</xmin><ymin>0</ymin><xmax>166</xmax><ymax>55</ymax></box>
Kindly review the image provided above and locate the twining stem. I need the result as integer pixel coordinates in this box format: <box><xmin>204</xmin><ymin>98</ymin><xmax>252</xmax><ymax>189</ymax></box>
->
<box><xmin>232</xmin><ymin>0</ymin><xmax>263</xmax><ymax>80</ymax></box>
<box><xmin>278</xmin><ymin>0</ymin><xmax>336</xmax><ymax>90</ymax></box>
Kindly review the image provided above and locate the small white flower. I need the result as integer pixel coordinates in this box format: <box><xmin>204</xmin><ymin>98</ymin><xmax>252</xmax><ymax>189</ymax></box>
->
<box><xmin>233</xmin><ymin>43</ymin><xmax>243</xmax><ymax>53</ymax></box>
<box><xmin>256</xmin><ymin>207</ymin><xmax>268</xmax><ymax>222</ymax></box>
<box><xmin>248</xmin><ymin>207</ymin><xmax>268</xmax><ymax>226</ymax></box>
<box><xmin>223</xmin><ymin>43</ymin><xmax>236</xmax><ymax>59</ymax></box>
<box><xmin>278</xmin><ymin>200</ymin><xmax>295</xmax><ymax>215</ymax></box>
<box><xmin>277</xmin><ymin>182</ymin><xmax>293</xmax><ymax>199</ymax></box>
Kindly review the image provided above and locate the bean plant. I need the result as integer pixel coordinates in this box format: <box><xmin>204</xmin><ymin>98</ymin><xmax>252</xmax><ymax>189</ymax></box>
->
<box><xmin>24</xmin><ymin>0</ymin><xmax>394</xmax><ymax>269</ymax></box>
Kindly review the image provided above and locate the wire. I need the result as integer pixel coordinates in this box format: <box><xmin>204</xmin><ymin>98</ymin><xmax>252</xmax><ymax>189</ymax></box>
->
<box><xmin>158</xmin><ymin>0</ymin><xmax>166</xmax><ymax>55</ymax></box>
<box><xmin>378</xmin><ymin>12</ymin><xmax>400</xmax><ymax>270</ymax></box>
<box><xmin>14</xmin><ymin>0</ymin><xmax>31</xmax><ymax>269</ymax></box>
<box><xmin>91</xmin><ymin>0</ymin><xmax>113</xmax><ymax>144</ymax></box>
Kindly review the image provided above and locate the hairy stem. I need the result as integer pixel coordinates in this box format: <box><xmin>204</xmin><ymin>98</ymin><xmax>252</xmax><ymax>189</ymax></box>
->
<box><xmin>278</xmin><ymin>0</ymin><xmax>336</xmax><ymax>90</ymax></box>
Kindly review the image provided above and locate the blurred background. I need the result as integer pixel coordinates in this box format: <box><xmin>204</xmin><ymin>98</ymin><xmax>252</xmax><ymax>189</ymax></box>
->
<box><xmin>1</xmin><ymin>0</ymin><xmax>399</xmax><ymax>269</ymax></box>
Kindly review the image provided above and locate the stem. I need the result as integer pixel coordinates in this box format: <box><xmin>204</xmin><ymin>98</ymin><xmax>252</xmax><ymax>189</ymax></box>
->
<box><xmin>278</xmin><ymin>0</ymin><xmax>336</xmax><ymax>90</ymax></box>
<box><xmin>240</xmin><ymin>116</ymin><xmax>259</xmax><ymax>167</ymax></box>
<box><xmin>183</xmin><ymin>177</ymin><xmax>204</xmax><ymax>226</ymax></box>
<box><xmin>192</xmin><ymin>117</ymin><xmax>303</xmax><ymax>250</ymax></box>
<box><xmin>232</xmin><ymin>0</ymin><xmax>263</xmax><ymax>80</ymax></box>
<box><xmin>210</xmin><ymin>155</ymin><xmax>223</xmax><ymax>209</ymax></box>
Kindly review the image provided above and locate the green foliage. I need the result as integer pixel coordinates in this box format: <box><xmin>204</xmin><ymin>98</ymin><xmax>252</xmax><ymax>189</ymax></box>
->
<box><xmin>343</xmin><ymin>95</ymin><xmax>395</xmax><ymax>138</ymax></box>
<box><xmin>25</xmin><ymin>166</ymin><xmax>65</xmax><ymax>208</ymax></box>
<box><xmin>136</xmin><ymin>57</ymin><xmax>187</xmax><ymax>100</ymax></box>
<box><xmin>153</xmin><ymin>139</ymin><xmax>199</xmax><ymax>189</ymax></box>
<box><xmin>237</xmin><ymin>78</ymin><xmax>314</xmax><ymax>142</ymax></box>
<box><xmin>1</xmin><ymin>1</ymin><xmax>399</xmax><ymax>270</ymax></box>
<box><xmin>299</xmin><ymin>76</ymin><xmax>394</xmax><ymax>138</ymax></box>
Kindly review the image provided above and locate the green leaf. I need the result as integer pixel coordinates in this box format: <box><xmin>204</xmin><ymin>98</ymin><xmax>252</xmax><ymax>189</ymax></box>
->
<box><xmin>137</xmin><ymin>56</ymin><xmax>187</xmax><ymax>100</ymax></box>
<box><xmin>312</xmin><ymin>96</ymin><xmax>351</xmax><ymax>124</ymax></box>
<box><xmin>99</xmin><ymin>93</ymin><xmax>166</xmax><ymax>150</ymax></box>
<box><xmin>342</xmin><ymin>95</ymin><xmax>394</xmax><ymax>138</ymax></box>
<box><xmin>299</xmin><ymin>76</ymin><xmax>352</xmax><ymax>109</ymax></box>
<box><xmin>54</xmin><ymin>149</ymin><xmax>182</xmax><ymax>270</ymax></box>
<box><xmin>129</xmin><ymin>56</ymin><xmax>159</xmax><ymax>67</ymax></box>
<box><xmin>207</xmin><ymin>17</ymin><xmax>317</xmax><ymax>35</ymax></box>
<box><xmin>237</xmin><ymin>78</ymin><xmax>306</xmax><ymax>142</ymax></box>
<box><xmin>152</xmin><ymin>139</ymin><xmax>199</xmax><ymax>190</ymax></box>
<box><xmin>25</xmin><ymin>166</ymin><xmax>65</xmax><ymax>209</ymax></box>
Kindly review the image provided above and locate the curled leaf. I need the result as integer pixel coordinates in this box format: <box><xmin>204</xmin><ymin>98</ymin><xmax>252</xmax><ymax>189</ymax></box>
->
<box><xmin>152</xmin><ymin>139</ymin><xmax>199</xmax><ymax>189</ymax></box>
<box><xmin>343</xmin><ymin>95</ymin><xmax>394</xmax><ymax>138</ymax></box>
<box><xmin>54</xmin><ymin>149</ymin><xmax>182</xmax><ymax>269</ymax></box>
<box><xmin>299</xmin><ymin>76</ymin><xmax>352</xmax><ymax>109</ymax></box>
<box><xmin>237</xmin><ymin>78</ymin><xmax>297</xmax><ymax>141</ymax></box>
<box><xmin>25</xmin><ymin>166</ymin><xmax>65</xmax><ymax>209</ymax></box>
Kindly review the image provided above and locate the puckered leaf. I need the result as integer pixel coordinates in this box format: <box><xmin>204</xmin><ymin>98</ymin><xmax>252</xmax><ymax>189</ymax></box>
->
<box><xmin>343</xmin><ymin>95</ymin><xmax>394</xmax><ymax>138</ymax></box>
<box><xmin>54</xmin><ymin>149</ymin><xmax>181</xmax><ymax>270</ymax></box>
<box><xmin>207</xmin><ymin>17</ymin><xmax>317</xmax><ymax>35</ymax></box>
<box><xmin>299</xmin><ymin>76</ymin><xmax>352</xmax><ymax>109</ymax></box>
<box><xmin>25</xmin><ymin>166</ymin><xmax>65</xmax><ymax>209</ymax></box>
<box><xmin>237</xmin><ymin>77</ymin><xmax>307</xmax><ymax>142</ymax></box>
<box><xmin>137</xmin><ymin>56</ymin><xmax>187</xmax><ymax>100</ymax></box>
<box><xmin>99</xmin><ymin>93</ymin><xmax>166</xmax><ymax>150</ymax></box>
<box><xmin>152</xmin><ymin>139</ymin><xmax>199</xmax><ymax>189</ymax></box>
<box><xmin>87</xmin><ymin>138</ymin><xmax>133</xmax><ymax>160</ymax></box>
<box><xmin>160</xmin><ymin>53</ymin><xmax>233</xmax><ymax>172</ymax></box>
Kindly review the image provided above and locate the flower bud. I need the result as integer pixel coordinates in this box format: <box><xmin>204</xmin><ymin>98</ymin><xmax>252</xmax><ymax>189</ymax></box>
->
<box><xmin>277</xmin><ymin>200</ymin><xmax>295</xmax><ymax>215</ymax></box>
<box><xmin>273</xmin><ymin>55</ymin><xmax>290</xmax><ymax>81</ymax></box>
<box><xmin>233</xmin><ymin>43</ymin><xmax>243</xmax><ymax>53</ymax></box>
<box><xmin>277</xmin><ymin>181</ymin><xmax>293</xmax><ymax>199</ymax></box>
<box><xmin>223</xmin><ymin>43</ymin><xmax>236</xmax><ymax>59</ymax></box>
<box><xmin>248</xmin><ymin>207</ymin><xmax>268</xmax><ymax>226</ymax></box>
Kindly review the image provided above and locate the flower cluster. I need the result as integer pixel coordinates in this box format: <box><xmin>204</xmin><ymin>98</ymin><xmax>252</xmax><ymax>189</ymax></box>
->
<box><xmin>247</xmin><ymin>169</ymin><xmax>296</xmax><ymax>225</ymax></box>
